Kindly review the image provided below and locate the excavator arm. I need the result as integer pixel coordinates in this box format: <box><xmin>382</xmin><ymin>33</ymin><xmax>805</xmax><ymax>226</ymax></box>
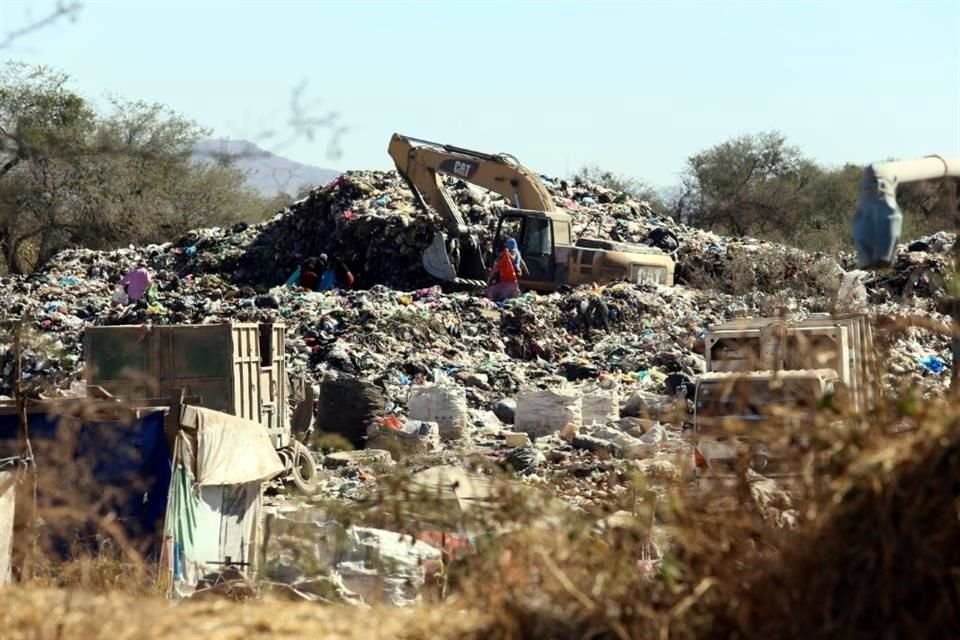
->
<box><xmin>388</xmin><ymin>133</ymin><xmax>558</xmax><ymax>284</ymax></box>
<box><xmin>853</xmin><ymin>154</ymin><xmax>959</xmax><ymax>269</ymax></box>
<box><xmin>851</xmin><ymin>153</ymin><xmax>960</xmax><ymax>395</ymax></box>
<box><xmin>388</xmin><ymin>133</ymin><xmax>557</xmax><ymax>227</ymax></box>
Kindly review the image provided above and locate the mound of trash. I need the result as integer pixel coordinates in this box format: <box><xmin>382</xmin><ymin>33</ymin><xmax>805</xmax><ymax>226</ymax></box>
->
<box><xmin>0</xmin><ymin>169</ymin><xmax>953</xmax><ymax>405</ymax></box>
<box><xmin>0</xmin><ymin>168</ymin><xmax>956</xmax><ymax>618</ymax></box>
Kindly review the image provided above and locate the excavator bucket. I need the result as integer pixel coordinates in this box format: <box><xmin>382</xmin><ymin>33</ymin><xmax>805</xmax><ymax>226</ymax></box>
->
<box><xmin>422</xmin><ymin>231</ymin><xmax>489</xmax><ymax>288</ymax></box>
<box><xmin>423</xmin><ymin>232</ymin><xmax>458</xmax><ymax>281</ymax></box>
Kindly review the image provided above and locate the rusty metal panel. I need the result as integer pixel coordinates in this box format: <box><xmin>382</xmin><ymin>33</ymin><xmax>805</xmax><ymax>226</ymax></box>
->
<box><xmin>272</xmin><ymin>323</ymin><xmax>288</xmax><ymax>443</ymax></box>
<box><xmin>84</xmin><ymin>322</ymin><xmax>292</xmax><ymax>444</ymax></box>
<box><xmin>260</xmin><ymin>365</ymin><xmax>277</xmax><ymax>446</ymax></box>
<box><xmin>170</xmin><ymin>326</ymin><xmax>232</xmax><ymax>379</ymax></box>
<box><xmin>254</xmin><ymin>323</ymin><xmax>288</xmax><ymax>448</ymax></box>
<box><xmin>87</xmin><ymin>324</ymin><xmax>232</xmax><ymax>404</ymax></box>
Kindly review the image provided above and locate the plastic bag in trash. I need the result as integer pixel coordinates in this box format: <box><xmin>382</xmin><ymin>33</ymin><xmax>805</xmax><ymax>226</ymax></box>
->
<box><xmin>918</xmin><ymin>355</ymin><xmax>947</xmax><ymax>375</ymax></box>
<box><xmin>111</xmin><ymin>285</ymin><xmax>129</xmax><ymax>306</ymax></box>
<box><xmin>408</xmin><ymin>384</ymin><xmax>468</xmax><ymax>442</ymax></box>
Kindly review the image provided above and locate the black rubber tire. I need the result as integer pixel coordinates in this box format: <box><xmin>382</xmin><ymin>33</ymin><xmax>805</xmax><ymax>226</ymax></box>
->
<box><xmin>290</xmin><ymin>440</ymin><xmax>319</xmax><ymax>495</ymax></box>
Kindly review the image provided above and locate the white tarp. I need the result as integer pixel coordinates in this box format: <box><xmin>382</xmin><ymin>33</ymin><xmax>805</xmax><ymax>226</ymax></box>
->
<box><xmin>180</xmin><ymin>405</ymin><xmax>284</xmax><ymax>486</ymax></box>
<box><xmin>0</xmin><ymin>471</ymin><xmax>15</xmax><ymax>586</ymax></box>
<box><xmin>162</xmin><ymin>430</ymin><xmax>265</xmax><ymax>598</ymax></box>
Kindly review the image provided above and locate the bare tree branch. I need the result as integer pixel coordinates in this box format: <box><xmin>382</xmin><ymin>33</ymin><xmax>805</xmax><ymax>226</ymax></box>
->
<box><xmin>0</xmin><ymin>1</ymin><xmax>83</xmax><ymax>50</ymax></box>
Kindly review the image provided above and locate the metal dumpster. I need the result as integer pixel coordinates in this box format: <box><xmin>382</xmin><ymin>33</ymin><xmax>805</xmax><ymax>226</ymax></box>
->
<box><xmin>84</xmin><ymin>322</ymin><xmax>290</xmax><ymax>448</ymax></box>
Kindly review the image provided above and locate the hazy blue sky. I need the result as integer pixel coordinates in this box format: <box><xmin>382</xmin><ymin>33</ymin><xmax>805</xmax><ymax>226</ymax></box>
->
<box><xmin>2</xmin><ymin>0</ymin><xmax>959</xmax><ymax>187</ymax></box>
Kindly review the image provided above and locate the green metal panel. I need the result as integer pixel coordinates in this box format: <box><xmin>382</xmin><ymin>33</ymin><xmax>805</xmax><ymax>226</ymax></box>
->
<box><xmin>170</xmin><ymin>327</ymin><xmax>232</xmax><ymax>379</ymax></box>
<box><xmin>83</xmin><ymin>322</ymin><xmax>290</xmax><ymax>442</ymax></box>
<box><xmin>85</xmin><ymin>328</ymin><xmax>150</xmax><ymax>382</ymax></box>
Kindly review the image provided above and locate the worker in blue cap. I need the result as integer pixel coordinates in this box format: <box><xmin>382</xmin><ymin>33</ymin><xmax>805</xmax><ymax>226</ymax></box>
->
<box><xmin>505</xmin><ymin>238</ymin><xmax>528</xmax><ymax>275</ymax></box>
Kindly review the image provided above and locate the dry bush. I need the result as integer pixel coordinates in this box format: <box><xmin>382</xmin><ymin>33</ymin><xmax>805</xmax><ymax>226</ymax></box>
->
<box><xmin>678</xmin><ymin>245</ymin><xmax>839</xmax><ymax>300</ymax></box>
<box><xmin>703</xmin><ymin>410</ymin><xmax>960</xmax><ymax>639</ymax></box>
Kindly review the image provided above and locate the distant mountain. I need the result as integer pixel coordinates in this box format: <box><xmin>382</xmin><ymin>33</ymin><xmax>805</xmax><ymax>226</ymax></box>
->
<box><xmin>192</xmin><ymin>139</ymin><xmax>340</xmax><ymax>197</ymax></box>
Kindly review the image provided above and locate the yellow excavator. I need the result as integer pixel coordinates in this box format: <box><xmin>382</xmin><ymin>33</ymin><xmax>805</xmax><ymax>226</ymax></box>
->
<box><xmin>387</xmin><ymin>133</ymin><xmax>677</xmax><ymax>290</ymax></box>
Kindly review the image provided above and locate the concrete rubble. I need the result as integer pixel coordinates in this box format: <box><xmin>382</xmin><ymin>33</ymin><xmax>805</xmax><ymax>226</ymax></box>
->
<box><xmin>0</xmin><ymin>169</ymin><xmax>954</xmax><ymax>604</ymax></box>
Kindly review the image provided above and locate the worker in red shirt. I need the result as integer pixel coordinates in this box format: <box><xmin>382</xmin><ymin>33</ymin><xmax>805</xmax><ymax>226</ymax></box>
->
<box><xmin>298</xmin><ymin>258</ymin><xmax>320</xmax><ymax>290</ymax></box>
<box><xmin>486</xmin><ymin>238</ymin><xmax>528</xmax><ymax>302</ymax></box>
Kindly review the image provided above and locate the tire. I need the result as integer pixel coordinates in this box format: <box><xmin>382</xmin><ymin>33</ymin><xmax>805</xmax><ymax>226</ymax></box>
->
<box><xmin>290</xmin><ymin>440</ymin><xmax>319</xmax><ymax>495</ymax></box>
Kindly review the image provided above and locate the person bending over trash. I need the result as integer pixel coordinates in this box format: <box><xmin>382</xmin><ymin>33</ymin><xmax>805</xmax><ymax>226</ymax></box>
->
<box><xmin>332</xmin><ymin>258</ymin><xmax>355</xmax><ymax>289</ymax></box>
<box><xmin>487</xmin><ymin>238</ymin><xmax>528</xmax><ymax>302</ymax></box>
<box><xmin>287</xmin><ymin>254</ymin><xmax>353</xmax><ymax>291</ymax></box>
<box><xmin>120</xmin><ymin>263</ymin><xmax>152</xmax><ymax>303</ymax></box>
<box><xmin>316</xmin><ymin>254</ymin><xmax>337</xmax><ymax>291</ymax></box>
<box><xmin>297</xmin><ymin>258</ymin><xmax>320</xmax><ymax>291</ymax></box>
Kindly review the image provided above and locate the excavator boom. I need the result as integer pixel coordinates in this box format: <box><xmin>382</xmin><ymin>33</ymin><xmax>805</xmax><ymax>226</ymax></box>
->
<box><xmin>853</xmin><ymin>154</ymin><xmax>959</xmax><ymax>269</ymax></box>
<box><xmin>851</xmin><ymin>153</ymin><xmax>960</xmax><ymax>395</ymax></box>
<box><xmin>388</xmin><ymin>133</ymin><xmax>556</xmax><ymax>227</ymax></box>
<box><xmin>388</xmin><ymin>132</ymin><xmax>677</xmax><ymax>291</ymax></box>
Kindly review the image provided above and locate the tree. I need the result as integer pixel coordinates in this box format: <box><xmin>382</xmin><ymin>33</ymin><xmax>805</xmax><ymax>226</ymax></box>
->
<box><xmin>0</xmin><ymin>2</ymin><xmax>82</xmax><ymax>51</ymax></box>
<box><xmin>897</xmin><ymin>177</ymin><xmax>959</xmax><ymax>240</ymax></box>
<box><xmin>674</xmin><ymin>131</ymin><xmax>824</xmax><ymax>238</ymax></box>
<box><xmin>0</xmin><ymin>62</ymin><xmax>96</xmax><ymax>271</ymax></box>
<box><xmin>0</xmin><ymin>62</ymin><xmax>277</xmax><ymax>273</ymax></box>
<box><xmin>791</xmin><ymin>163</ymin><xmax>861</xmax><ymax>252</ymax></box>
<box><xmin>674</xmin><ymin>133</ymin><xmax>958</xmax><ymax>252</ymax></box>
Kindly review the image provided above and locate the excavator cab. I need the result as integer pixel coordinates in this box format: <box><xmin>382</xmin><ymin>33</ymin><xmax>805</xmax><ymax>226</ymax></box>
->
<box><xmin>492</xmin><ymin>209</ymin><xmax>572</xmax><ymax>290</ymax></box>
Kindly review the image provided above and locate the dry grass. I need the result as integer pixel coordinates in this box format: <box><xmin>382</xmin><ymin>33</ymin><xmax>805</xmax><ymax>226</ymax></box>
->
<box><xmin>0</xmin><ymin>588</ymin><xmax>491</xmax><ymax>640</ymax></box>
<box><xmin>705</xmin><ymin>412</ymin><xmax>960</xmax><ymax>640</ymax></box>
<box><xmin>1</xmin><ymin>404</ymin><xmax>957</xmax><ymax>640</ymax></box>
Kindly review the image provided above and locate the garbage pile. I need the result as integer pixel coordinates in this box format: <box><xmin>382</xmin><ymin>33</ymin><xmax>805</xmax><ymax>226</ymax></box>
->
<box><xmin>0</xmin><ymin>274</ymin><xmax>734</xmax><ymax>405</ymax></box>
<box><xmin>840</xmin><ymin>231</ymin><xmax>957</xmax><ymax>304</ymax></box>
<box><xmin>28</xmin><ymin>169</ymin><xmax>849</xmax><ymax>296</ymax></box>
<box><xmin>0</xmin><ymin>167</ymin><xmax>955</xmax><ymax>609</ymax></box>
<box><xmin>0</xmin><ymin>170</ymin><xmax>953</xmax><ymax>402</ymax></box>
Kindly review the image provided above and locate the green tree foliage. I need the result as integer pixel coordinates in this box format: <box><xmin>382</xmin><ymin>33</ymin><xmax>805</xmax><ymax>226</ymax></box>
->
<box><xmin>674</xmin><ymin>131</ymin><xmax>822</xmax><ymax>238</ymax></box>
<box><xmin>0</xmin><ymin>62</ymin><xmax>278</xmax><ymax>274</ymax></box>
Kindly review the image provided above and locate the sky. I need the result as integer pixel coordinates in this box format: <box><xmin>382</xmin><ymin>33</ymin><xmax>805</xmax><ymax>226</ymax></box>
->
<box><xmin>2</xmin><ymin>0</ymin><xmax>959</xmax><ymax>188</ymax></box>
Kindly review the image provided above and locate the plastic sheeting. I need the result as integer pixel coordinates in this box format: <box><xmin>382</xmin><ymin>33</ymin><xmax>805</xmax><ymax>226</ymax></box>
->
<box><xmin>163</xmin><ymin>451</ymin><xmax>263</xmax><ymax>598</ymax></box>
<box><xmin>261</xmin><ymin>514</ymin><xmax>441</xmax><ymax>607</ymax></box>
<box><xmin>0</xmin><ymin>470</ymin><xmax>14</xmax><ymax>586</ymax></box>
<box><xmin>0</xmin><ymin>409</ymin><xmax>171</xmax><ymax>557</ymax></box>
<box><xmin>180</xmin><ymin>405</ymin><xmax>284</xmax><ymax>486</ymax></box>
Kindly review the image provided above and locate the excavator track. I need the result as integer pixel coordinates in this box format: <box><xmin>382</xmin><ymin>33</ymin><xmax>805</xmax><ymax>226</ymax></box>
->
<box><xmin>448</xmin><ymin>278</ymin><xmax>487</xmax><ymax>291</ymax></box>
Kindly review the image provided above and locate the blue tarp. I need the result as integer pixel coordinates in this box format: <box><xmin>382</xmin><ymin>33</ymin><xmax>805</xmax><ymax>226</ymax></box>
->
<box><xmin>0</xmin><ymin>409</ymin><xmax>172</xmax><ymax>555</ymax></box>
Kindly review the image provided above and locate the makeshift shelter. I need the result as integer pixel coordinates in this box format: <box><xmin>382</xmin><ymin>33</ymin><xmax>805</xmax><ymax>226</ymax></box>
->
<box><xmin>161</xmin><ymin>405</ymin><xmax>284</xmax><ymax>597</ymax></box>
